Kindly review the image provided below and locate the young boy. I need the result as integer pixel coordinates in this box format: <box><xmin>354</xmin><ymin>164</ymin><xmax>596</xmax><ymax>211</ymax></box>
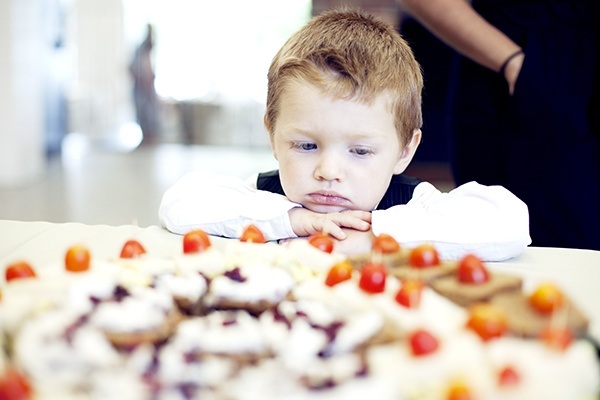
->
<box><xmin>159</xmin><ymin>9</ymin><xmax>531</xmax><ymax>261</ymax></box>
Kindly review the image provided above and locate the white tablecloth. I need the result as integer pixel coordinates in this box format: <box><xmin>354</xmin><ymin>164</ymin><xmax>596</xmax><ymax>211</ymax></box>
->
<box><xmin>1</xmin><ymin>219</ymin><xmax>599</xmax><ymax>342</ymax></box>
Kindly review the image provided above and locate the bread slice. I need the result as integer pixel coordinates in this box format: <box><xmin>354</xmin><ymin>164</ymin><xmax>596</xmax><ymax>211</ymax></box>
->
<box><xmin>430</xmin><ymin>273</ymin><xmax>522</xmax><ymax>307</ymax></box>
<box><xmin>390</xmin><ymin>261</ymin><xmax>456</xmax><ymax>283</ymax></box>
<box><xmin>347</xmin><ymin>250</ymin><xmax>409</xmax><ymax>271</ymax></box>
<box><xmin>104</xmin><ymin>309</ymin><xmax>183</xmax><ymax>350</ymax></box>
<box><xmin>491</xmin><ymin>291</ymin><xmax>589</xmax><ymax>338</ymax></box>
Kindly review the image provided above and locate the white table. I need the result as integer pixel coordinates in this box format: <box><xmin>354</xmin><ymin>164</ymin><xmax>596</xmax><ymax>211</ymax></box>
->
<box><xmin>1</xmin><ymin>219</ymin><xmax>599</xmax><ymax>342</ymax></box>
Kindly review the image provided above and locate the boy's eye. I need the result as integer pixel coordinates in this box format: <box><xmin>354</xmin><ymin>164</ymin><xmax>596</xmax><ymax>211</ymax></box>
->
<box><xmin>352</xmin><ymin>147</ymin><xmax>374</xmax><ymax>156</ymax></box>
<box><xmin>291</xmin><ymin>142</ymin><xmax>317</xmax><ymax>151</ymax></box>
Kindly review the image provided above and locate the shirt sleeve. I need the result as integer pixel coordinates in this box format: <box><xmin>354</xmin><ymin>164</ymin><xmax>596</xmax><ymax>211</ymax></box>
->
<box><xmin>371</xmin><ymin>181</ymin><xmax>532</xmax><ymax>261</ymax></box>
<box><xmin>158</xmin><ymin>171</ymin><xmax>300</xmax><ymax>240</ymax></box>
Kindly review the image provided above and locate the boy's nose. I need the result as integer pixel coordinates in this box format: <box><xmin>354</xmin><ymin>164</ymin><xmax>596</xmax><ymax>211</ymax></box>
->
<box><xmin>314</xmin><ymin>154</ymin><xmax>344</xmax><ymax>181</ymax></box>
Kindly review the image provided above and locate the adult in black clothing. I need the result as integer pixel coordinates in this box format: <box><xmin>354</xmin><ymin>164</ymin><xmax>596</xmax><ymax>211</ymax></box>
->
<box><xmin>397</xmin><ymin>0</ymin><xmax>600</xmax><ymax>250</ymax></box>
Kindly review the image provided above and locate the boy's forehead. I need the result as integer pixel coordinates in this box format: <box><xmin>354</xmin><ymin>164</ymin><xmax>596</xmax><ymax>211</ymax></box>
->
<box><xmin>281</xmin><ymin>76</ymin><xmax>394</xmax><ymax>109</ymax></box>
<box><xmin>277</xmin><ymin>81</ymin><xmax>397</xmax><ymax>138</ymax></box>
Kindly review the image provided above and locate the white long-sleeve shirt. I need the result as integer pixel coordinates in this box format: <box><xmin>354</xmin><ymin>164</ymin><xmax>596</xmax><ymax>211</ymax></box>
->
<box><xmin>159</xmin><ymin>171</ymin><xmax>531</xmax><ymax>261</ymax></box>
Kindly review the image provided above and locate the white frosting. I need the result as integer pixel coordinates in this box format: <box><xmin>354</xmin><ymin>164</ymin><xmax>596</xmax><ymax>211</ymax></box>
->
<box><xmin>372</xmin><ymin>285</ymin><xmax>468</xmax><ymax>338</ymax></box>
<box><xmin>367</xmin><ymin>331</ymin><xmax>492</xmax><ymax>398</ymax></box>
<box><xmin>484</xmin><ymin>337</ymin><xmax>600</xmax><ymax>400</ymax></box>
<box><xmin>222</xmin><ymin>241</ymin><xmax>285</xmax><ymax>265</ymax></box>
<box><xmin>222</xmin><ymin>358</ymin><xmax>400</xmax><ymax>400</ymax></box>
<box><xmin>157</xmin><ymin>347</ymin><xmax>236</xmax><ymax>388</ymax></box>
<box><xmin>172</xmin><ymin>310</ymin><xmax>268</xmax><ymax>355</ymax></box>
<box><xmin>175</xmin><ymin>247</ymin><xmax>230</xmax><ymax>278</ymax></box>
<box><xmin>277</xmin><ymin>240</ymin><xmax>347</xmax><ymax>276</ymax></box>
<box><xmin>90</xmin><ymin>285</ymin><xmax>174</xmax><ymax>332</ymax></box>
<box><xmin>155</xmin><ymin>270</ymin><xmax>207</xmax><ymax>302</ymax></box>
<box><xmin>205</xmin><ymin>262</ymin><xmax>294</xmax><ymax>305</ymax></box>
<box><xmin>14</xmin><ymin>309</ymin><xmax>122</xmax><ymax>387</ymax></box>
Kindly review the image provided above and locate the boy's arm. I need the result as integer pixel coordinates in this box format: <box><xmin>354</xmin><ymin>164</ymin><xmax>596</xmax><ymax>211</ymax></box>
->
<box><xmin>371</xmin><ymin>181</ymin><xmax>531</xmax><ymax>261</ymax></box>
<box><xmin>158</xmin><ymin>171</ymin><xmax>300</xmax><ymax>240</ymax></box>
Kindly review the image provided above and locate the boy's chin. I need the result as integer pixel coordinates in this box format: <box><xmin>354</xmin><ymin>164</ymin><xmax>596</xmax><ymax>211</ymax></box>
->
<box><xmin>303</xmin><ymin>204</ymin><xmax>353</xmax><ymax>214</ymax></box>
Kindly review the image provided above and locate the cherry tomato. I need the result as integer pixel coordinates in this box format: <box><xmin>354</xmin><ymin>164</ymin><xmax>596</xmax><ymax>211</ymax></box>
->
<box><xmin>240</xmin><ymin>224</ymin><xmax>266</xmax><ymax>243</ymax></box>
<box><xmin>4</xmin><ymin>261</ymin><xmax>37</xmax><ymax>282</ymax></box>
<box><xmin>0</xmin><ymin>366</ymin><xmax>32</xmax><ymax>400</ymax></box>
<box><xmin>358</xmin><ymin>261</ymin><xmax>387</xmax><ymax>293</ymax></box>
<box><xmin>446</xmin><ymin>380</ymin><xmax>473</xmax><ymax>400</ymax></box>
<box><xmin>183</xmin><ymin>229</ymin><xmax>212</xmax><ymax>254</ymax></box>
<box><xmin>529</xmin><ymin>283</ymin><xmax>564</xmax><ymax>315</ymax></box>
<box><xmin>372</xmin><ymin>233</ymin><xmax>400</xmax><ymax>254</ymax></box>
<box><xmin>409</xmin><ymin>244</ymin><xmax>440</xmax><ymax>268</ymax></box>
<box><xmin>308</xmin><ymin>233</ymin><xmax>334</xmax><ymax>253</ymax></box>
<box><xmin>409</xmin><ymin>329</ymin><xmax>439</xmax><ymax>356</ymax></box>
<box><xmin>466</xmin><ymin>303</ymin><xmax>507</xmax><ymax>341</ymax></box>
<box><xmin>65</xmin><ymin>245</ymin><xmax>91</xmax><ymax>272</ymax></box>
<box><xmin>540</xmin><ymin>326</ymin><xmax>573</xmax><ymax>351</ymax></box>
<box><xmin>120</xmin><ymin>239</ymin><xmax>147</xmax><ymax>258</ymax></box>
<box><xmin>457</xmin><ymin>254</ymin><xmax>489</xmax><ymax>284</ymax></box>
<box><xmin>325</xmin><ymin>260</ymin><xmax>353</xmax><ymax>287</ymax></box>
<box><xmin>498</xmin><ymin>365</ymin><xmax>520</xmax><ymax>387</ymax></box>
<box><xmin>395</xmin><ymin>278</ymin><xmax>424</xmax><ymax>308</ymax></box>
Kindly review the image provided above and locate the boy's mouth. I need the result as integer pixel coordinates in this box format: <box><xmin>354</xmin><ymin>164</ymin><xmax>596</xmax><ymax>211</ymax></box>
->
<box><xmin>308</xmin><ymin>191</ymin><xmax>350</xmax><ymax>206</ymax></box>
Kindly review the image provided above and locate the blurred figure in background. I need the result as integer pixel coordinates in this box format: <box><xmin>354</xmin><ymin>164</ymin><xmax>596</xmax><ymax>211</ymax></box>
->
<box><xmin>397</xmin><ymin>0</ymin><xmax>600</xmax><ymax>250</ymax></box>
<box><xmin>130</xmin><ymin>24</ymin><xmax>161</xmax><ymax>144</ymax></box>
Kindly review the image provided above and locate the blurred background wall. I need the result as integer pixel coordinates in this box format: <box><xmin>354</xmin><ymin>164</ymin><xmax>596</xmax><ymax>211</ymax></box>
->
<box><xmin>0</xmin><ymin>0</ymin><xmax>453</xmax><ymax>188</ymax></box>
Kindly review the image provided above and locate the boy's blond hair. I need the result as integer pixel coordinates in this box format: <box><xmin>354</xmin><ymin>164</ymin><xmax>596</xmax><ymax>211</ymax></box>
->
<box><xmin>265</xmin><ymin>9</ymin><xmax>423</xmax><ymax>146</ymax></box>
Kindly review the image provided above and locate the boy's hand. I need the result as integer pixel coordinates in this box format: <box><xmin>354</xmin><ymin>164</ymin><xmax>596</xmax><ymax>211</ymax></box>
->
<box><xmin>289</xmin><ymin>207</ymin><xmax>371</xmax><ymax>240</ymax></box>
<box><xmin>331</xmin><ymin>228</ymin><xmax>376</xmax><ymax>255</ymax></box>
<box><xmin>281</xmin><ymin>226</ymin><xmax>375</xmax><ymax>255</ymax></box>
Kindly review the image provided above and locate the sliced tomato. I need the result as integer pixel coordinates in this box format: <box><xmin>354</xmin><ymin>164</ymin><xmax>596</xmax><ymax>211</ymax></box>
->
<box><xmin>65</xmin><ymin>245</ymin><xmax>91</xmax><ymax>272</ymax></box>
<box><xmin>308</xmin><ymin>233</ymin><xmax>334</xmax><ymax>253</ymax></box>
<box><xmin>498</xmin><ymin>365</ymin><xmax>520</xmax><ymax>387</ymax></box>
<box><xmin>0</xmin><ymin>366</ymin><xmax>32</xmax><ymax>400</ymax></box>
<box><xmin>446</xmin><ymin>380</ymin><xmax>473</xmax><ymax>400</ymax></box>
<box><xmin>120</xmin><ymin>239</ymin><xmax>147</xmax><ymax>258</ymax></box>
<box><xmin>409</xmin><ymin>329</ymin><xmax>439</xmax><ymax>356</ymax></box>
<box><xmin>457</xmin><ymin>254</ymin><xmax>489</xmax><ymax>284</ymax></box>
<box><xmin>325</xmin><ymin>260</ymin><xmax>353</xmax><ymax>287</ymax></box>
<box><xmin>240</xmin><ymin>224</ymin><xmax>267</xmax><ymax>243</ymax></box>
<box><xmin>395</xmin><ymin>278</ymin><xmax>424</xmax><ymax>308</ymax></box>
<box><xmin>5</xmin><ymin>261</ymin><xmax>37</xmax><ymax>282</ymax></box>
<box><xmin>529</xmin><ymin>283</ymin><xmax>564</xmax><ymax>315</ymax></box>
<box><xmin>183</xmin><ymin>229</ymin><xmax>212</xmax><ymax>253</ymax></box>
<box><xmin>466</xmin><ymin>303</ymin><xmax>507</xmax><ymax>341</ymax></box>
<box><xmin>409</xmin><ymin>244</ymin><xmax>440</xmax><ymax>268</ymax></box>
<box><xmin>372</xmin><ymin>233</ymin><xmax>400</xmax><ymax>254</ymax></box>
<box><xmin>540</xmin><ymin>326</ymin><xmax>573</xmax><ymax>351</ymax></box>
<box><xmin>358</xmin><ymin>261</ymin><xmax>387</xmax><ymax>293</ymax></box>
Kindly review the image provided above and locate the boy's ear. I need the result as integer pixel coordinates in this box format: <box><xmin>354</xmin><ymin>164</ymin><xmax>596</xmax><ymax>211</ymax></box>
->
<box><xmin>393</xmin><ymin>129</ymin><xmax>422</xmax><ymax>174</ymax></box>
<box><xmin>264</xmin><ymin>115</ymin><xmax>278</xmax><ymax>160</ymax></box>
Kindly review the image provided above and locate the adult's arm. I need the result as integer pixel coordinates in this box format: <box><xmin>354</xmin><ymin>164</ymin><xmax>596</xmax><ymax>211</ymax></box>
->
<box><xmin>397</xmin><ymin>0</ymin><xmax>523</xmax><ymax>92</ymax></box>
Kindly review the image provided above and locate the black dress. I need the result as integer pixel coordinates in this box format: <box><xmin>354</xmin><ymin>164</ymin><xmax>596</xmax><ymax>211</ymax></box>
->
<box><xmin>449</xmin><ymin>0</ymin><xmax>600</xmax><ymax>250</ymax></box>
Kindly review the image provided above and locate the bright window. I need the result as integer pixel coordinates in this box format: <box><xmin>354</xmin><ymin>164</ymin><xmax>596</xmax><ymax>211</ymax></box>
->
<box><xmin>123</xmin><ymin>0</ymin><xmax>312</xmax><ymax>102</ymax></box>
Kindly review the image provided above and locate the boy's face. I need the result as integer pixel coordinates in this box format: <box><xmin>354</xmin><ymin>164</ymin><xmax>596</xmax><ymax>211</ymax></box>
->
<box><xmin>268</xmin><ymin>80</ymin><xmax>420</xmax><ymax>213</ymax></box>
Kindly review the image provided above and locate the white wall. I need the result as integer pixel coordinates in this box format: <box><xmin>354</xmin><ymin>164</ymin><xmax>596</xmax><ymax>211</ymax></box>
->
<box><xmin>0</xmin><ymin>0</ymin><xmax>135</xmax><ymax>188</ymax></box>
<box><xmin>0</xmin><ymin>0</ymin><xmax>46</xmax><ymax>187</ymax></box>
<box><xmin>67</xmin><ymin>0</ymin><xmax>133</xmax><ymax>140</ymax></box>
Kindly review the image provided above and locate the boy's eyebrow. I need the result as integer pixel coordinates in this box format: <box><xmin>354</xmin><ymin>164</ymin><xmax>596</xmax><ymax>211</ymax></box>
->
<box><xmin>282</xmin><ymin>124</ymin><xmax>390</xmax><ymax>142</ymax></box>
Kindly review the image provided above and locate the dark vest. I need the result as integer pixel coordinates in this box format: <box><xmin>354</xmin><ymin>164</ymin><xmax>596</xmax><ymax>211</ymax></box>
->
<box><xmin>256</xmin><ymin>170</ymin><xmax>422</xmax><ymax>210</ymax></box>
